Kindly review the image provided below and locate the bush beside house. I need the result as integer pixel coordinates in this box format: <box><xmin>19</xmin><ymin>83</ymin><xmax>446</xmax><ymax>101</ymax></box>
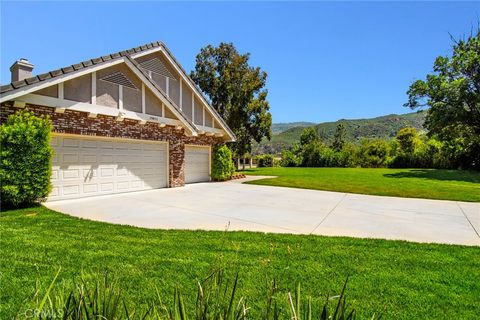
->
<box><xmin>211</xmin><ymin>145</ymin><xmax>235</xmax><ymax>181</ymax></box>
<box><xmin>0</xmin><ymin>110</ymin><xmax>53</xmax><ymax>207</ymax></box>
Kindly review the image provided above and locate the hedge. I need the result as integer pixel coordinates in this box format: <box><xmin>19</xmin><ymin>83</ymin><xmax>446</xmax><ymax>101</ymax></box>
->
<box><xmin>0</xmin><ymin>110</ymin><xmax>53</xmax><ymax>207</ymax></box>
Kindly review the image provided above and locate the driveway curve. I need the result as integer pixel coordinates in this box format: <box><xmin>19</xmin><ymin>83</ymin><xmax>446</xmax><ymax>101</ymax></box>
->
<box><xmin>45</xmin><ymin>176</ymin><xmax>480</xmax><ymax>246</ymax></box>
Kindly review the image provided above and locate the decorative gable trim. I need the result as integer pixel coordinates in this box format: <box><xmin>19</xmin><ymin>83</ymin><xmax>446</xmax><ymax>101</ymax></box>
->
<box><xmin>139</xmin><ymin>58</ymin><xmax>176</xmax><ymax>80</ymax></box>
<box><xmin>123</xmin><ymin>57</ymin><xmax>198</xmax><ymax>136</ymax></box>
<box><xmin>100</xmin><ymin>72</ymin><xmax>138</xmax><ymax>90</ymax></box>
<box><xmin>131</xmin><ymin>46</ymin><xmax>236</xmax><ymax>141</ymax></box>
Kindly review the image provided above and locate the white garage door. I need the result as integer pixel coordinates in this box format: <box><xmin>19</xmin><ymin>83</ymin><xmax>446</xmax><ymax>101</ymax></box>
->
<box><xmin>49</xmin><ymin>135</ymin><xmax>168</xmax><ymax>201</ymax></box>
<box><xmin>185</xmin><ymin>145</ymin><xmax>210</xmax><ymax>183</ymax></box>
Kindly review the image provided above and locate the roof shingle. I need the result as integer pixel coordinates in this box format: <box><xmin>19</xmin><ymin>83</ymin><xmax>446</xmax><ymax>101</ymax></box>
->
<box><xmin>25</xmin><ymin>76</ymin><xmax>40</xmax><ymax>85</ymax></box>
<box><xmin>38</xmin><ymin>73</ymin><xmax>52</xmax><ymax>81</ymax></box>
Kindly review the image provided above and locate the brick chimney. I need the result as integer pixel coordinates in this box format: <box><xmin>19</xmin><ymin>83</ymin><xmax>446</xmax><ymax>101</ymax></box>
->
<box><xmin>10</xmin><ymin>58</ymin><xmax>34</xmax><ymax>82</ymax></box>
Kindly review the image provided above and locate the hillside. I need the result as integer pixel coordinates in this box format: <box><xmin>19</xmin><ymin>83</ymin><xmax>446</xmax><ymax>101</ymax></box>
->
<box><xmin>271</xmin><ymin>122</ymin><xmax>316</xmax><ymax>134</ymax></box>
<box><xmin>255</xmin><ymin>111</ymin><xmax>426</xmax><ymax>154</ymax></box>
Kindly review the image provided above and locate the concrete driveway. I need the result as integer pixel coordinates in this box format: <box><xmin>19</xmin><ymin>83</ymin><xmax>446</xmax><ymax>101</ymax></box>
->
<box><xmin>45</xmin><ymin>176</ymin><xmax>480</xmax><ymax>246</ymax></box>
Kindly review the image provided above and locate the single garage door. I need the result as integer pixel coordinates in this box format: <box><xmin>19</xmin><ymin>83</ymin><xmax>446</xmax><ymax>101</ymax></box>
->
<box><xmin>185</xmin><ymin>145</ymin><xmax>210</xmax><ymax>183</ymax></box>
<box><xmin>49</xmin><ymin>135</ymin><xmax>168</xmax><ymax>201</ymax></box>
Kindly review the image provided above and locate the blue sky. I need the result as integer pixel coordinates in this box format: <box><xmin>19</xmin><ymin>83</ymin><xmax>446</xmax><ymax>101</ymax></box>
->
<box><xmin>1</xmin><ymin>1</ymin><xmax>478</xmax><ymax>123</ymax></box>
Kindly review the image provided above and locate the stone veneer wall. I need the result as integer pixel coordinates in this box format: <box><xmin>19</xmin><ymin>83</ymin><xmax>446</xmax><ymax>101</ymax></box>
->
<box><xmin>0</xmin><ymin>102</ymin><xmax>223</xmax><ymax>187</ymax></box>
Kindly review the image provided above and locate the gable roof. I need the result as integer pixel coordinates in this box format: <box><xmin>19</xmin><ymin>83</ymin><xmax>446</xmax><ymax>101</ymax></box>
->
<box><xmin>0</xmin><ymin>41</ymin><xmax>235</xmax><ymax>141</ymax></box>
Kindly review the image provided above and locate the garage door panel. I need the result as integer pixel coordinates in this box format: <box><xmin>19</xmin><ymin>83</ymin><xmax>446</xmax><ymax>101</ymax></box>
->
<box><xmin>63</xmin><ymin>168</ymin><xmax>81</xmax><ymax>179</ymax></box>
<box><xmin>83</xmin><ymin>184</ymin><xmax>98</xmax><ymax>194</ymax></box>
<box><xmin>49</xmin><ymin>135</ymin><xmax>168</xmax><ymax>201</ymax></box>
<box><xmin>116</xmin><ymin>181</ymin><xmax>130</xmax><ymax>190</ymax></box>
<box><xmin>81</xmin><ymin>139</ymin><xmax>98</xmax><ymax>148</ymax></box>
<box><xmin>144</xmin><ymin>179</ymin><xmax>165</xmax><ymax>188</ymax></box>
<box><xmin>63</xmin><ymin>185</ymin><xmax>80</xmax><ymax>195</ymax></box>
<box><xmin>100</xmin><ymin>154</ymin><xmax>115</xmax><ymax>163</ymax></box>
<box><xmin>131</xmin><ymin>180</ymin><xmax>143</xmax><ymax>189</ymax></box>
<box><xmin>62</xmin><ymin>153</ymin><xmax>80</xmax><ymax>163</ymax></box>
<box><xmin>100</xmin><ymin>183</ymin><xmax>114</xmax><ymax>192</ymax></box>
<box><xmin>83</xmin><ymin>169</ymin><xmax>97</xmax><ymax>179</ymax></box>
<box><xmin>62</xmin><ymin>138</ymin><xmax>80</xmax><ymax>147</ymax></box>
<box><xmin>97</xmin><ymin>140</ymin><xmax>114</xmax><ymax>149</ymax></box>
<box><xmin>81</xmin><ymin>154</ymin><xmax>97</xmax><ymax>163</ymax></box>
<box><xmin>116</xmin><ymin>167</ymin><xmax>130</xmax><ymax>176</ymax></box>
<box><xmin>115</xmin><ymin>154</ymin><xmax>132</xmax><ymax>163</ymax></box>
<box><xmin>99</xmin><ymin>167</ymin><xmax>115</xmax><ymax>178</ymax></box>
<box><xmin>115</xmin><ymin>141</ymin><xmax>131</xmax><ymax>150</ymax></box>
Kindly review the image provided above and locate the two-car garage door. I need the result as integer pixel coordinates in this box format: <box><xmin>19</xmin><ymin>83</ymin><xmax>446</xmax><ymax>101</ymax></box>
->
<box><xmin>50</xmin><ymin>135</ymin><xmax>168</xmax><ymax>201</ymax></box>
<box><xmin>49</xmin><ymin>135</ymin><xmax>212</xmax><ymax>201</ymax></box>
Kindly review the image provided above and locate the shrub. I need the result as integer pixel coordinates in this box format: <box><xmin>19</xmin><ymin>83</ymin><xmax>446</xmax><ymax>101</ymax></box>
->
<box><xmin>0</xmin><ymin>110</ymin><xmax>53</xmax><ymax>207</ymax></box>
<box><xmin>257</xmin><ymin>154</ymin><xmax>275</xmax><ymax>167</ymax></box>
<box><xmin>211</xmin><ymin>145</ymin><xmax>235</xmax><ymax>181</ymax></box>
<box><xmin>280</xmin><ymin>149</ymin><xmax>300</xmax><ymax>167</ymax></box>
<box><xmin>338</xmin><ymin>143</ymin><xmax>358</xmax><ymax>167</ymax></box>
<box><xmin>358</xmin><ymin>140</ymin><xmax>390</xmax><ymax>168</ymax></box>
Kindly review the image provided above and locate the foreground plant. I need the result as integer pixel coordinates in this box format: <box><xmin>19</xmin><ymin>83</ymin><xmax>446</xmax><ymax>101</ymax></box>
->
<box><xmin>0</xmin><ymin>110</ymin><xmax>53</xmax><ymax>207</ymax></box>
<box><xmin>23</xmin><ymin>269</ymin><xmax>379</xmax><ymax>319</ymax></box>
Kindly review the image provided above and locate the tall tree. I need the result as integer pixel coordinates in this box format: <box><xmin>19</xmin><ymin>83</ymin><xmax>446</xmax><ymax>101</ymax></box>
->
<box><xmin>299</xmin><ymin>127</ymin><xmax>319</xmax><ymax>147</ymax></box>
<box><xmin>405</xmin><ymin>29</ymin><xmax>480</xmax><ymax>168</ymax></box>
<box><xmin>190</xmin><ymin>43</ymin><xmax>272</xmax><ymax>155</ymax></box>
<box><xmin>332</xmin><ymin>123</ymin><xmax>346</xmax><ymax>151</ymax></box>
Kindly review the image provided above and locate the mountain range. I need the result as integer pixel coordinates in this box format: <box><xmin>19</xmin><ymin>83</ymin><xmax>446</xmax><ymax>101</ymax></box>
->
<box><xmin>256</xmin><ymin>111</ymin><xmax>426</xmax><ymax>154</ymax></box>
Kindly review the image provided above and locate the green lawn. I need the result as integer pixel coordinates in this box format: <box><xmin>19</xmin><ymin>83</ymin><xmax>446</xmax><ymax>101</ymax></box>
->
<box><xmin>239</xmin><ymin>167</ymin><xmax>480</xmax><ymax>202</ymax></box>
<box><xmin>1</xmin><ymin>206</ymin><xmax>479</xmax><ymax>319</ymax></box>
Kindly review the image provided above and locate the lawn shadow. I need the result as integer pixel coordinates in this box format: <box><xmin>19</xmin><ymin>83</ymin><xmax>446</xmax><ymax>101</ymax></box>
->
<box><xmin>383</xmin><ymin>169</ymin><xmax>480</xmax><ymax>183</ymax></box>
<box><xmin>1</xmin><ymin>202</ymin><xmax>42</xmax><ymax>213</ymax></box>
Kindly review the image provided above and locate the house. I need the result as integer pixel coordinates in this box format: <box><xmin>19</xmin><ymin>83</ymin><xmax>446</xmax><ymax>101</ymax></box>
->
<box><xmin>0</xmin><ymin>41</ymin><xmax>236</xmax><ymax>201</ymax></box>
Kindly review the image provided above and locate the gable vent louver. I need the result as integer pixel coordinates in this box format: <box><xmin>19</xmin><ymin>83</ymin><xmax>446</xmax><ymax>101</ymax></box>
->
<box><xmin>139</xmin><ymin>58</ymin><xmax>176</xmax><ymax>80</ymax></box>
<box><xmin>100</xmin><ymin>72</ymin><xmax>138</xmax><ymax>90</ymax></box>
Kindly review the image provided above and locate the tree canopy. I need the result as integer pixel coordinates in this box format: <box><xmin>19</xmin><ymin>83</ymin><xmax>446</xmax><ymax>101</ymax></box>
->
<box><xmin>190</xmin><ymin>43</ymin><xmax>272</xmax><ymax>155</ymax></box>
<box><xmin>405</xmin><ymin>29</ymin><xmax>480</xmax><ymax>168</ymax></box>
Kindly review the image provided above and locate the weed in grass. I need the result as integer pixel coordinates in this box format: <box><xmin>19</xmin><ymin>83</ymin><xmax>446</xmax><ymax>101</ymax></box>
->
<box><xmin>24</xmin><ymin>269</ymin><xmax>379</xmax><ymax>320</ymax></box>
